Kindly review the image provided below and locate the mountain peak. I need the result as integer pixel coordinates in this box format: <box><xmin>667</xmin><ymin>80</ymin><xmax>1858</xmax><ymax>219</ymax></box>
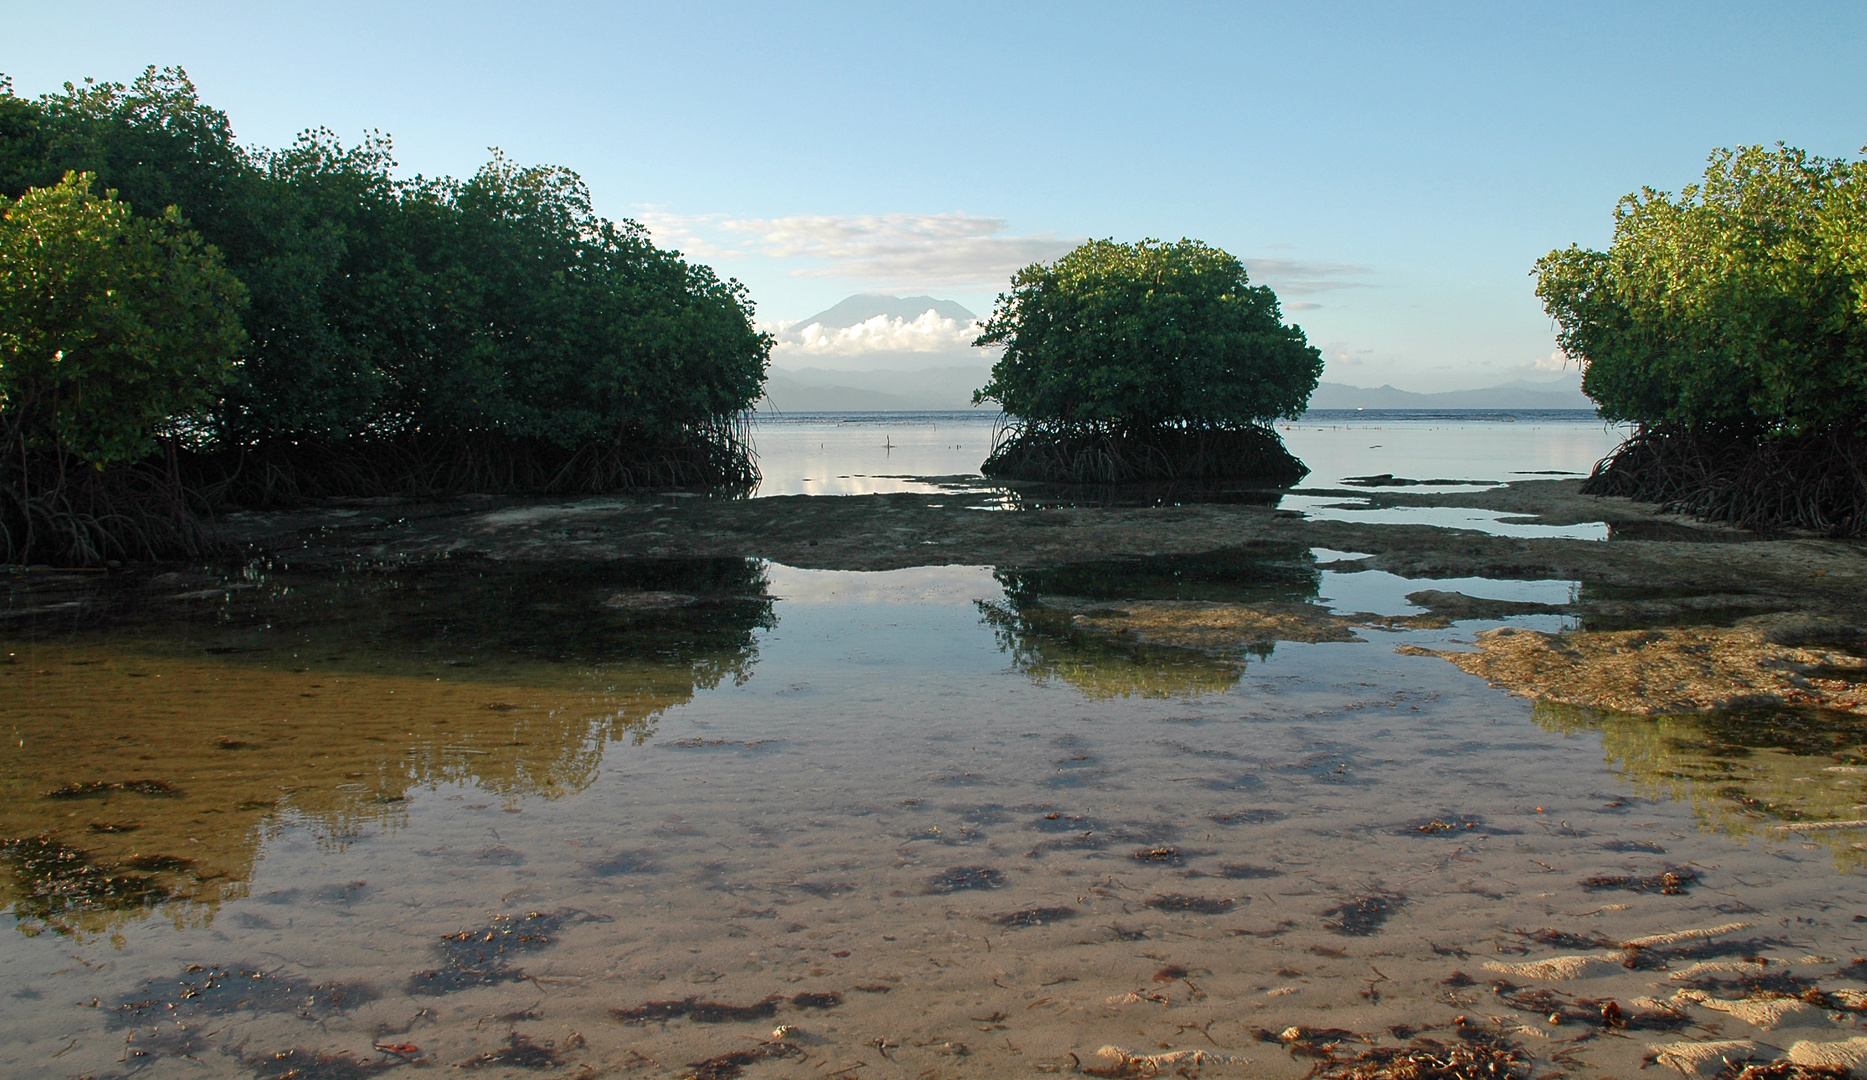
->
<box><xmin>793</xmin><ymin>294</ymin><xmax>977</xmax><ymax>330</ymax></box>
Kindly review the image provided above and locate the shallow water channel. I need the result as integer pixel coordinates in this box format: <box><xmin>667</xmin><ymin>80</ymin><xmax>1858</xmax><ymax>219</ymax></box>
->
<box><xmin>5</xmin><ymin>551</ymin><xmax>1867</xmax><ymax>1079</ymax></box>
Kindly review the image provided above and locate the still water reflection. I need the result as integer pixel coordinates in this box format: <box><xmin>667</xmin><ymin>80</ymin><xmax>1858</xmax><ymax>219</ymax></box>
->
<box><xmin>746</xmin><ymin>410</ymin><xmax>1626</xmax><ymax>499</ymax></box>
<box><xmin>2</xmin><ymin>555</ymin><xmax>1865</xmax><ymax>1078</ymax></box>
<box><xmin>1</xmin><ymin>559</ymin><xmax>775</xmax><ymax>939</ymax></box>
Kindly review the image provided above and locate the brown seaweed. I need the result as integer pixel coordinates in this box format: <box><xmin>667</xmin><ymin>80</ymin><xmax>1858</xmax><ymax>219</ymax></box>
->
<box><xmin>1145</xmin><ymin>893</ymin><xmax>1235</xmax><ymax>915</ymax></box>
<box><xmin>407</xmin><ymin>910</ymin><xmax>584</xmax><ymax>996</ymax></box>
<box><xmin>1307</xmin><ymin>1036</ymin><xmax>1531</xmax><ymax>1079</ymax></box>
<box><xmin>0</xmin><ymin>835</ymin><xmax>175</xmax><ymax>921</ymax></box>
<box><xmin>1131</xmin><ymin>846</ymin><xmax>1183</xmax><ymax>864</ymax></box>
<box><xmin>614</xmin><ymin>996</ymin><xmax>781</xmax><ymax>1023</ymax></box>
<box><xmin>115</xmin><ymin>965</ymin><xmax>376</xmax><ymax>1027</ymax></box>
<box><xmin>926</xmin><ymin>865</ymin><xmax>1004</xmax><ymax>893</ymax></box>
<box><xmin>462</xmin><ymin>1032</ymin><xmax>564</xmax><ymax>1070</ymax></box>
<box><xmin>1580</xmin><ymin>867</ymin><xmax>1699</xmax><ymax>894</ymax></box>
<box><xmin>1322</xmin><ymin>892</ymin><xmax>1405</xmax><ymax>936</ymax></box>
<box><xmin>247</xmin><ymin>1049</ymin><xmax>397</xmax><ymax>1080</ymax></box>
<box><xmin>1725</xmin><ymin>1066</ymin><xmax>1853</xmax><ymax>1080</ymax></box>
<box><xmin>1213</xmin><ymin>863</ymin><xmax>1283</xmax><ymax>879</ymax></box>
<box><xmin>1405</xmin><ymin>816</ymin><xmax>1486</xmax><ymax>835</ymax></box>
<box><xmin>684</xmin><ymin>1042</ymin><xmax>803</xmax><ymax>1080</ymax></box>
<box><xmin>1491</xmin><ymin>983</ymin><xmax>1688</xmax><ymax>1032</ymax></box>
<box><xmin>994</xmin><ymin>906</ymin><xmax>1078</xmax><ymax>927</ymax></box>
<box><xmin>44</xmin><ymin>779</ymin><xmax>183</xmax><ymax>799</ymax></box>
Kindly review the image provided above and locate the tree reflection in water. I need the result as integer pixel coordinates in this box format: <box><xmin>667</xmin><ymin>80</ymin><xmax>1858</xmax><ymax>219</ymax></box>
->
<box><xmin>1534</xmin><ymin>700</ymin><xmax>1867</xmax><ymax>870</ymax></box>
<box><xmin>978</xmin><ymin>546</ymin><xmax>1331</xmax><ymax>699</ymax></box>
<box><xmin>0</xmin><ymin>557</ymin><xmax>775</xmax><ymax>937</ymax></box>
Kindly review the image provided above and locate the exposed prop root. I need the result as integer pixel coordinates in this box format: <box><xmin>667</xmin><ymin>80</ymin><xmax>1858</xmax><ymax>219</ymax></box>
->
<box><xmin>1582</xmin><ymin>426</ymin><xmax>1867</xmax><ymax>536</ymax></box>
<box><xmin>981</xmin><ymin>421</ymin><xmax>1307</xmax><ymax>484</ymax></box>
<box><xmin>0</xmin><ymin>446</ymin><xmax>215</xmax><ymax>567</ymax></box>
<box><xmin>191</xmin><ymin>420</ymin><xmax>759</xmax><ymax>506</ymax></box>
<box><xmin>1</xmin><ymin>418</ymin><xmax>759</xmax><ymax>565</ymax></box>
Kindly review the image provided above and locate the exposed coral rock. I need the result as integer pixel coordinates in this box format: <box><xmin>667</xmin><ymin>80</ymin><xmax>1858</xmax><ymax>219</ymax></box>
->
<box><xmin>1402</xmin><ymin>623</ymin><xmax>1867</xmax><ymax>716</ymax></box>
<box><xmin>1050</xmin><ymin>597</ymin><xmax>1362</xmax><ymax>648</ymax></box>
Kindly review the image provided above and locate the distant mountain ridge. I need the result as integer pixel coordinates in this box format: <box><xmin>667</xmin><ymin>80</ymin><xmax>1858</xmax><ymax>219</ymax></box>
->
<box><xmin>762</xmin><ymin>293</ymin><xmax>1595</xmax><ymax>413</ymax></box>
<box><xmin>759</xmin><ymin>365</ymin><xmax>993</xmax><ymax>412</ymax></box>
<box><xmin>759</xmin><ymin>371</ymin><xmax>1597</xmax><ymax>414</ymax></box>
<box><xmin>1306</xmin><ymin>376</ymin><xmax>1594</xmax><ymax>411</ymax></box>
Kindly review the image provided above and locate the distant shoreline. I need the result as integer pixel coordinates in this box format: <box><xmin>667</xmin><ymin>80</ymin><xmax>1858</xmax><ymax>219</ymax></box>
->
<box><xmin>747</xmin><ymin>408</ymin><xmax>1606</xmax><ymax>424</ymax></box>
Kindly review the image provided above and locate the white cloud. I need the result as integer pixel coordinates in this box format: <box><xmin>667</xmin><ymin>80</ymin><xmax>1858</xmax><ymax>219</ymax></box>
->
<box><xmin>1241</xmin><ymin>257</ymin><xmax>1374</xmax><ymax>295</ymax></box>
<box><xmin>772</xmin><ymin>310</ymin><xmax>986</xmax><ymax>359</ymax></box>
<box><xmin>639</xmin><ymin>210</ymin><xmax>1078</xmax><ymax>290</ymax></box>
<box><xmin>1319</xmin><ymin>340</ymin><xmax>1374</xmax><ymax>368</ymax></box>
<box><xmin>1513</xmin><ymin>349</ymin><xmax>1572</xmax><ymax>375</ymax></box>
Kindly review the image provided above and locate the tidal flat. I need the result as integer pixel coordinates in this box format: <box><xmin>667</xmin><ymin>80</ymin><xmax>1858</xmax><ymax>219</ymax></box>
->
<box><xmin>6</xmin><ymin>417</ymin><xmax>1867</xmax><ymax>1079</ymax></box>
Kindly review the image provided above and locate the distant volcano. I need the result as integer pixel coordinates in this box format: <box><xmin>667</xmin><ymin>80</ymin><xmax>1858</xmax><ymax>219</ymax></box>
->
<box><xmin>791</xmin><ymin>293</ymin><xmax>977</xmax><ymax>330</ymax></box>
<box><xmin>761</xmin><ymin>294</ymin><xmax>993</xmax><ymax>411</ymax></box>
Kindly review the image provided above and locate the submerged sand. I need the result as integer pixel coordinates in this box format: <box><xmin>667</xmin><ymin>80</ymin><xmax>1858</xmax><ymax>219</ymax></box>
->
<box><xmin>4</xmin><ymin>479</ymin><xmax>1867</xmax><ymax>1078</ymax></box>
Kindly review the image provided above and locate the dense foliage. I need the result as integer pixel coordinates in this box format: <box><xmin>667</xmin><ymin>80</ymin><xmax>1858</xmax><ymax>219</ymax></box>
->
<box><xmin>1535</xmin><ymin>144</ymin><xmax>1866</xmax><ymax>433</ymax></box>
<box><xmin>1535</xmin><ymin>145</ymin><xmax>1867</xmax><ymax>533</ymax></box>
<box><xmin>972</xmin><ymin>239</ymin><xmax>1320</xmax><ymax>482</ymax></box>
<box><xmin>1</xmin><ymin>172</ymin><xmax>246</xmax><ymax>465</ymax></box>
<box><xmin>975</xmin><ymin>238</ymin><xmax>1322</xmax><ymax>429</ymax></box>
<box><xmin>0</xmin><ymin>171</ymin><xmax>247</xmax><ymax>562</ymax></box>
<box><xmin>0</xmin><ymin>68</ymin><xmax>769</xmax><ymax>560</ymax></box>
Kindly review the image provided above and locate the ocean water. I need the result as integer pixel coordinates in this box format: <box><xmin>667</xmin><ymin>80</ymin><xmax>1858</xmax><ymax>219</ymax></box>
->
<box><xmin>747</xmin><ymin>409</ymin><xmax>1623</xmax><ymax>491</ymax></box>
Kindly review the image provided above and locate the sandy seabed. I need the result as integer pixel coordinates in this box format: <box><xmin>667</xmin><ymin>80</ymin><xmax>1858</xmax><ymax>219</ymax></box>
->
<box><xmin>4</xmin><ymin>477</ymin><xmax>1867</xmax><ymax>1078</ymax></box>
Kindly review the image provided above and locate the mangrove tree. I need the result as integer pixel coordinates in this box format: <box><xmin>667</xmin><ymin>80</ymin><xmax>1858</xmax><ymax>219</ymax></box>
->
<box><xmin>1535</xmin><ymin>144</ymin><xmax>1867</xmax><ymax>533</ymax></box>
<box><xmin>972</xmin><ymin>238</ymin><xmax>1321</xmax><ymax>484</ymax></box>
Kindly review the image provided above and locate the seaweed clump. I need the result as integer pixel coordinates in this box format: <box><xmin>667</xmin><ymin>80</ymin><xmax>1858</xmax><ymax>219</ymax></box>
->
<box><xmin>1323</xmin><ymin>892</ymin><xmax>1406</xmax><ymax>936</ymax></box>
<box><xmin>246</xmin><ymin>1049</ymin><xmax>399</xmax><ymax>1080</ymax></box>
<box><xmin>407</xmin><ymin>910</ymin><xmax>582</xmax><ymax>995</ymax></box>
<box><xmin>462</xmin><ymin>1033</ymin><xmax>565</xmax><ymax>1070</ymax></box>
<box><xmin>684</xmin><ymin>1042</ymin><xmax>804</xmax><ymax>1080</ymax></box>
<box><xmin>994</xmin><ymin>906</ymin><xmax>1078</xmax><ymax>927</ymax></box>
<box><xmin>1580</xmin><ymin>867</ymin><xmax>1699</xmax><ymax>895</ymax></box>
<box><xmin>45</xmin><ymin>779</ymin><xmax>183</xmax><ymax>799</ymax></box>
<box><xmin>115</xmin><ymin>964</ymin><xmax>375</xmax><ymax>1023</ymax></box>
<box><xmin>1145</xmin><ymin>893</ymin><xmax>1235</xmax><ymax>915</ymax></box>
<box><xmin>614</xmin><ymin>996</ymin><xmax>781</xmax><ymax>1023</ymax></box>
<box><xmin>1308</xmin><ymin>1037</ymin><xmax>1531</xmax><ymax>1080</ymax></box>
<box><xmin>0</xmin><ymin>836</ymin><xmax>177</xmax><ymax>926</ymax></box>
<box><xmin>926</xmin><ymin>865</ymin><xmax>1004</xmax><ymax>893</ymax></box>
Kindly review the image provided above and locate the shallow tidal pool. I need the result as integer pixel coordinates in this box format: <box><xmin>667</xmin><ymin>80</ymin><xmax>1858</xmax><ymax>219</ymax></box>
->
<box><xmin>3</xmin><ymin>553</ymin><xmax>1866</xmax><ymax>1079</ymax></box>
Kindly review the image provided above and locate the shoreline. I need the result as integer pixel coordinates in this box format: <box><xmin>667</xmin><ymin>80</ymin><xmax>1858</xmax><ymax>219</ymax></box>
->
<box><xmin>210</xmin><ymin>477</ymin><xmax>1865</xmax><ymax>611</ymax></box>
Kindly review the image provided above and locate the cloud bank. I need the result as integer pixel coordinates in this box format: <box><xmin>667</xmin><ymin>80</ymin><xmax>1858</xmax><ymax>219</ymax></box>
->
<box><xmin>774</xmin><ymin>309</ymin><xmax>982</xmax><ymax>359</ymax></box>
<box><xmin>1241</xmin><ymin>257</ymin><xmax>1373</xmax><ymax>297</ymax></box>
<box><xmin>641</xmin><ymin>211</ymin><xmax>1078</xmax><ymax>290</ymax></box>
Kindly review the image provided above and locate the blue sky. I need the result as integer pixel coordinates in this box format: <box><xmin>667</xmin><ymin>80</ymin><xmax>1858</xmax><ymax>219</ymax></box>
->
<box><xmin>6</xmin><ymin>1</ymin><xmax>1864</xmax><ymax>390</ymax></box>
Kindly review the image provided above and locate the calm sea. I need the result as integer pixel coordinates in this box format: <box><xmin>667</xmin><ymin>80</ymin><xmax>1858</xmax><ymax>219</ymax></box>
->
<box><xmin>746</xmin><ymin>408</ymin><xmax>1626</xmax><ymax>495</ymax></box>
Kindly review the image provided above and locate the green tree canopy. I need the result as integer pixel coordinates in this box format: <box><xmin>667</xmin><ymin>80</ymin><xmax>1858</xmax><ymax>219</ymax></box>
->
<box><xmin>0</xmin><ymin>67</ymin><xmax>769</xmax><ymax>460</ymax></box>
<box><xmin>1535</xmin><ymin>144</ymin><xmax>1867</xmax><ymax>434</ymax></box>
<box><xmin>0</xmin><ymin>171</ymin><xmax>246</xmax><ymax>465</ymax></box>
<box><xmin>973</xmin><ymin>238</ymin><xmax>1322</xmax><ymax>432</ymax></box>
